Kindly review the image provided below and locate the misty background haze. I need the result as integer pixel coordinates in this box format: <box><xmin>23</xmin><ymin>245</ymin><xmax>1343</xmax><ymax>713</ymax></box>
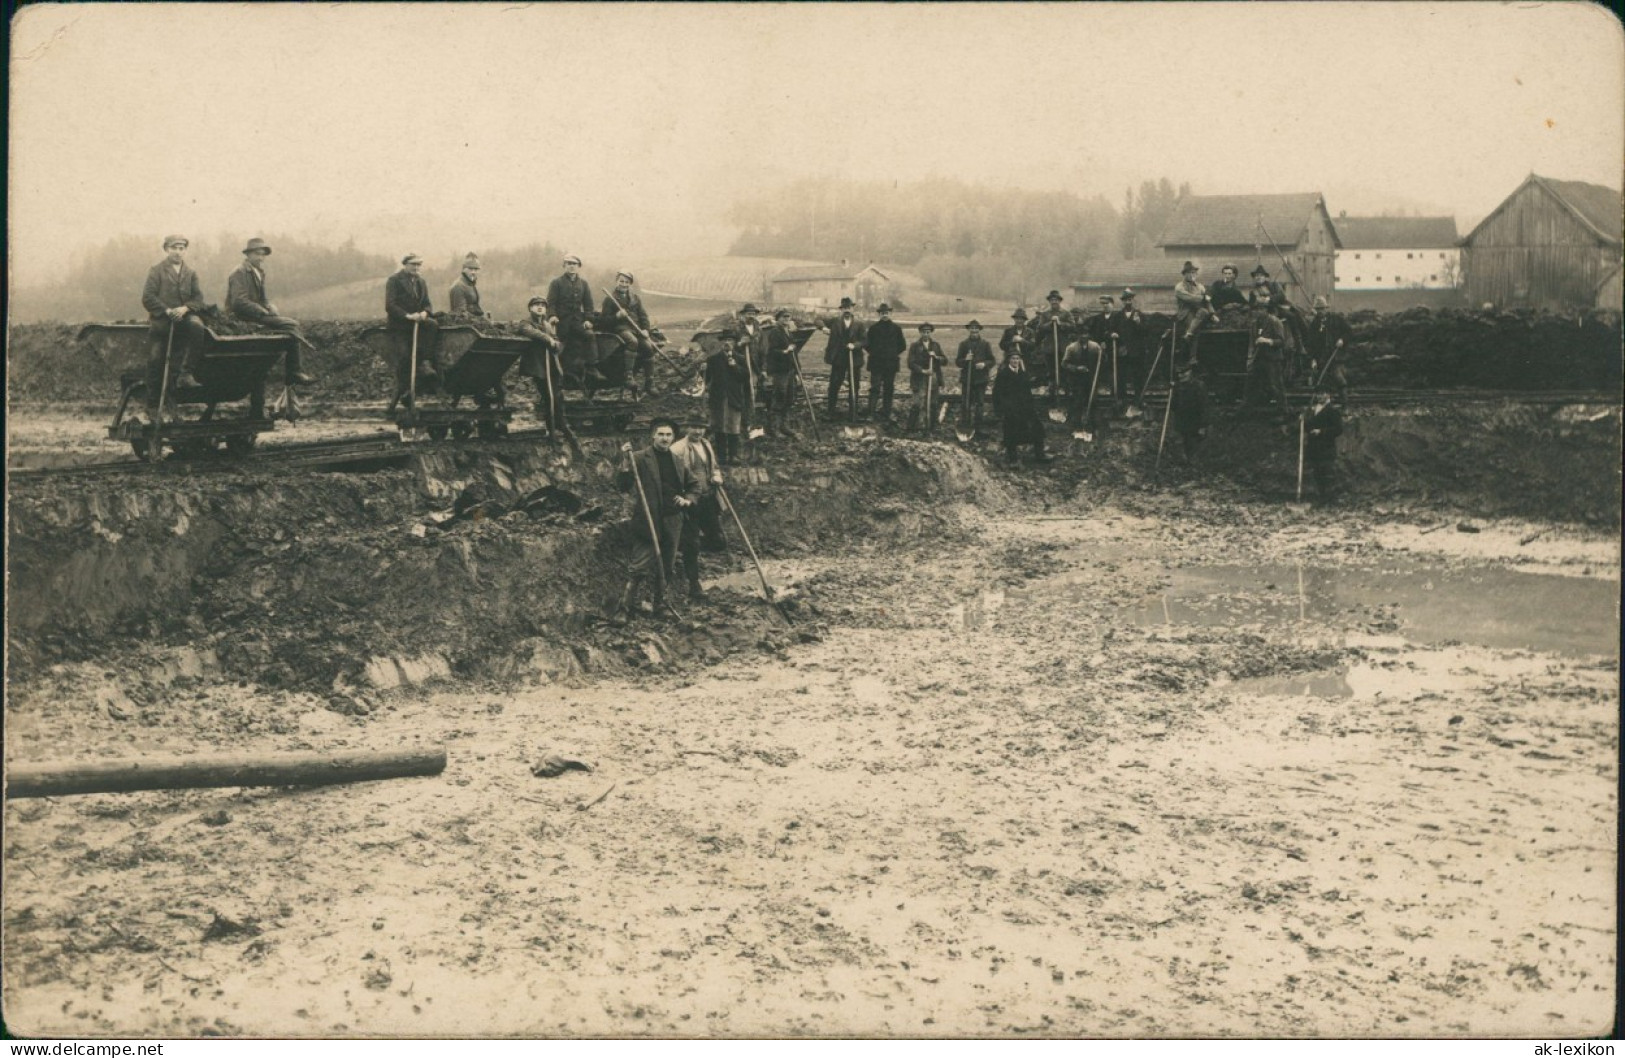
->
<box><xmin>8</xmin><ymin>2</ymin><xmax>1622</xmax><ymax>322</ymax></box>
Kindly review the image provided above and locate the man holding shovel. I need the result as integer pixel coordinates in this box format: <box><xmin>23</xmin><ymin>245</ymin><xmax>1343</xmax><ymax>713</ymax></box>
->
<box><xmin>819</xmin><ymin>297</ymin><xmax>866</xmax><ymax>420</ymax></box>
<box><xmin>1305</xmin><ymin>296</ymin><xmax>1352</xmax><ymax>404</ymax></box>
<box><xmin>906</xmin><ymin>322</ymin><xmax>946</xmax><ymax>433</ymax></box>
<box><xmin>1060</xmin><ymin>333</ymin><xmax>1102</xmax><ymax>436</ymax></box>
<box><xmin>1169</xmin><ymin>363</ymin><xmax>1212</xmax><ymax>467</ymax></box>
<box><xmin>763</xmin><ymin>308</ymin><xmax>801</xmax><ymax>439</ymax></box>
<box><xmin>384</xmin><ymin>253</ymin><xmax>441</xmax><ymax>405</ymax></box>
<box><xmin>516</xmin><ymin>295</ymin><xmax>564</xmax><ymax>429</ymax></box>
<box><xmin>611</xmin><ymin>417</ymin><xmax>702</xmax><ymax>625</ymax></box>
<box><xmin>956</xmin><ymin>320</ymin><xmax>996</xmax><ymax>427</ymax></box>
<box><xmin>602</xmin><ymin>270</ymin><xmax>664</xmax><ymax>399</ymax></box>
<box><xmin>141</xmin><ymin>235</ymin><xmax>212</xmax><ymax>409</ymax></box>
<box><xmin>1302</xmin><ymin>386</ymin><xmax>1344</xmax><ymax>504</ymax></box>
<box><xmin>705</xmin><ymin>332</ymin><xmax>751</xmax><ymax>464</ymax></box>
<box><xmin>670</xmin><ymin>419</ymin><xmax>728</xmax><ymax>601</ymax></box>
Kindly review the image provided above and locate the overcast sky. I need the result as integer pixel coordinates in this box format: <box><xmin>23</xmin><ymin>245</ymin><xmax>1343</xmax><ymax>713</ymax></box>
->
<box><xmin>9</xmin><ymin>2</ymin><xmax>1623</xmax><ymax>282</ymax></box>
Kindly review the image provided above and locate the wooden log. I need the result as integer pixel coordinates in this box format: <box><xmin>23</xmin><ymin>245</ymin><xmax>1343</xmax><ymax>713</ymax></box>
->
<box><xmin>5</xmin><ymin>747</ymin><xmax>447</xmax><ymax>799</ymax></box>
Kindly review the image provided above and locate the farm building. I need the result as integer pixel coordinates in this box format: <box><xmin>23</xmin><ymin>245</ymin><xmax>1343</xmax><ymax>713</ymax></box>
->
<box><xmin>1461</xmin><ymin>174</ymin><xmax>1623</xmax><ymax>311</ymax></box>
<box><xmin>1071</xmin><ymin>258</ymin><xmax>1188</xmax><ymax>313</ymax></box>
<box><xmin>769</xmin><ymin>262</ymin><xmax>891</xmax><ymax>310</ymax></box>
<box><xmin>1332</xmin><ymin>214</ymin><xmax>1463</xmax><ymax>311</ymax></box>
<box><xmin>1155</xmin><ymin>192</ymin><xmax>1340</xmax><ymax>305</ymax></box>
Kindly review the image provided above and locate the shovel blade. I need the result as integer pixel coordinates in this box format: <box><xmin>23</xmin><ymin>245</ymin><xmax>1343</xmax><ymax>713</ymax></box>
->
<box><xmin>748</xmin><ymin>427</ymin><xmax>766</xmax><ymax>440</ymax></box>
<box><xmin>1072</xmin><ymin>430</ymin><xmax>1093</xmax><ymax>442</ymax></box>
<box><xmin>1047</xmin><ymin>408</ymin><xmax>1068</xmax><ymax>423</ymax></box>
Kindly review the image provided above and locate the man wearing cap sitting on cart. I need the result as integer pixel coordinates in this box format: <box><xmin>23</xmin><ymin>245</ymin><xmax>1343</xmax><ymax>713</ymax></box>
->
<box><xmin>602</xmin><ymin>270</ymin><xmax>664</xmax><ymax>399</ymax></box>
<box><xmin>226</xmin><ymin>237</ymin><xmax>316</xmax><ymax>387</ymax></box>
<box><xmin>384</xmin><ymin>253</ymin><xmax>441</xmax><ymax>403</ymax></box>
<box><xmin>548</xmin><ymin>254</ymin><xmax>601</xmax><ymax>385</ymax></box>
<box><xmin>449</xmin><ymin>253</ymin><xmax>489</xmax><ymax>320</ymax></box>
<box><xmin>763</xmin><ymin>308</ymin><xmax>802</xmax><ymax>439</ymax></box>
<box><xmin>516</xmin><ymin>295</ymin><xmax>565</xmax><ymax>428</ymax></box>
<box><xmin>956</xmin><ymin>320</ymin><xmax>996</xmax><ymax>425</ymax></box>
<box><xmin>142</xmin><ymin>234</ymin><xmax>212</xmax><ymax>404</ymax></box>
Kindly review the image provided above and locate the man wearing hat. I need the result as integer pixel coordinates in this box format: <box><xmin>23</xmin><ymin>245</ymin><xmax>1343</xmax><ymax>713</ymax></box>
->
<box><xmin>1244</xmin><ymin>290</ymin><xmax>1288</xmax><ymax>413</ymax></box>
<box><xmin>1209</xmin><ymin>264</ymin><xmax>1249</xmax><ymax>314</ymax></box>
<box><xmin>612</xmin><ymin>417</ymin><xmax>702</xmax><ymax>624</ymax></box>
<box><xmin>449</xmin><ymin>253</ymin><xmax>488</xmax><ymax>320</ymax></box>
<box><xmin>1000</xmin><ymin>307</ymin><xmax>1035</xmax><ymax>362</ymax></box>
<box><xmin>818</xmin><ymin>297</ymin><xmax>866</xmax><ymax>419</ymax></box>
<box><xmin>384</xmin><ymin>253</ymin><xmax>441</xmax><ymax>403</ymax></box>
<box><xmin>991</xmin><ymin>346</ymin><xmax>1052</xmax><ymax>465</ymax></box>
<box><xmin>955</xmin><ymin>320</ymin><xmax>996</xmax><ymax>425</ymax></box>
<box><xmin>547</xmin><ymin>254</ymin><xmax>599</xmax><ymax>382</ymax></box>
<box><xmin>863</xmin><ymin>302</ymin><xmax>906</xmax><ymax>421</ymax></box>
<box><xmin>736</xmin><ymin>304</ymin><xmax>766</xmax><ymax>407</ymax></box>
<box><xmin>669</xmin><ymin>419</ymin><xmax>728</xmax><ymax>601</ymax></box>
<box><xmin>1302</xmin><ymin>384</ymin><xmax>1345</xmax><ymax>503</ymax></box>
<box><xmin>1304</xmin><ymin>295</ymin><xmax>1351</xmax><ymax>404</ymax></box>
<box><xmin>763</xmin><ymin>308</ymin><xmax>801</xmax><ymax>438</ymax></box>
<box><xmin>905</xmin><ymin>322</ymin><xmax>946</xmax><ymax>432</ymax></box>
<box><xmin>602</xmin><ymin>270</ymin><xmax>662</xmax><ymax>398</ymax></box>
<box><xmin>226</xmin><ymin>237</ymin><xmax>315</xmax><ymax>386</ymax></box>
<box><xmin>1032</xmin><ymin>291</ymin><xmax>1071</xmax><ymax>397</ymax></box>
<box><xmin>1169</xmin><ymin>362</ymin><xmax>1212</xmax><ymax>467</ymax></box>
<box><xmin>704</xmin><ymin>331</ymin><xmax>751</xmax><ymax>464</ymax></box>
<box><xmin>516</xmin><ymin>295</ymin><xmax>564</xmax><ymax>428</ymax></box>
<box><xmin>1060</xmin><ymin>330</ymin><xmax>1102</xmax><ymax>434</ymax></box>
<box><xmin>1110</xmin><ymin>289</ymin><xmax>1148</xmax><ymax>408</ymax></box>
<box><xmin>141</xmin><ymin>235</ymin><xmax>211</xmax><ymax>400</ymax></box>
<box><xmin>1173</xmin><ymin>261</ymin><xmax>1213</xmax><ymax>350</ymax></box>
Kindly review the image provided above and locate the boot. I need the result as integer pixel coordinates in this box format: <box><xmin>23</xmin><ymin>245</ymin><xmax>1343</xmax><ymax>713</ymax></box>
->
<box><xmin>649</xmin><ymin>579</ymin><xmax>668</xmax><ymax>620</ymax></box>
<box><xmin>608</xmin><ymin>579</ymin><xmax>640</xmax><ymax>627</ymax></box>
<box><xmin>726</xmin><ymin>434</ymin><xmax>740</xmax><ymax>464</ymax></box>
<box><xmin>865</xmin><ymin>392</ymin><xmax>878</xmax><ymax>420</ymax></box>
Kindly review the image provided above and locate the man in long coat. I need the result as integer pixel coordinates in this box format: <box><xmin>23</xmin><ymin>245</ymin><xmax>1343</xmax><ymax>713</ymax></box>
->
<box><xmin>226</xmin><ymin>237</ymin><xmax>315</xmax><ymax>385</ymax></box>
<box><xmin>602</xmin><ymin>270</ymin><xmax>663</xmax><ymax>397</ymax></box>
<box><xmin>448</xmin><ymin>253</ymin><xmax>488</xmax><ymax>320</ymax></box>
<box><xmin>1304</xmin><ymin>295</ymin><xmax>1352</xmax><ymax>404</ymax></box>
<box><xmin>863</xmin><ymin>302</ymin><xmax>906</xmax><ymax>420</ymax></box>
<box><xmin>547</xmin><ymin>253</ymin><xmax>600</xmax><ymax>383</ymax></box>
<box><xmin>991</xmin><ymin>350</ymin><xmax>1052</xmax><ymax>465</ymax></box>
<box><xmin>955</xmin><ymin>320</ymin><xmax>996</xmax><ymax>425</ymax></box>
<box><xmin>515</xmin><ymin>295</ymin><xmax>564</xmax><ymax>428</ymax></box>
<box><xmin>612</xmin><ymin>417</ymin><xmax>702</xmax><ymax>623</ymax></box>
<box><xmin>384</xmin><ymin>253</ymin><xmax>440</xmax><ymax>402</ymax></box>
<box><xmin>763</xmin><ymin>308</ymin><xmax>801</xmax><ymax>438</ymax></box>
<box><xmin>905</xmin><ymin>322</ymin><xmax>946</xmax><ymax>432</ymax></box>
<box><xmin>1303</xmin><ymin>386</ymin><xmax>1345</xmax><ymax>502</ymax></box>
<box><xmin>820</xmin><ymin>297</ymin><xmax>866</xmax><ymax>418</ymax></box>
<box><xmin>669</xmin><ymin>419</ymin><xmax>727</xmax><ymax>601</ymax></box>
<box><xmin>1244</xmin><ymin>293</ymin><xmax>1288</xmax><ymax>413</ymax></box>
<box><xmin>142</xmin><ymin>234</ymin><xmax>211</xmax><ymax>400</ymax></box>
<box><xmin>705</xmin><ymin>332</ymin><xmax>751</xmax><ymax>464</ymax></box>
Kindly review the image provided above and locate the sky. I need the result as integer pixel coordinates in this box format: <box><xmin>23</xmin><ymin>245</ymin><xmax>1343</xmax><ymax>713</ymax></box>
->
<box><xmin>9</xmin><ymin>2</ymin><xmax>1624</xmax><ymax>284</ymax></box>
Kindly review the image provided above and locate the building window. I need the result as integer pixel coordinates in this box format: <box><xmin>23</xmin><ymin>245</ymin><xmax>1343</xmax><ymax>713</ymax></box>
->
<box><xmin>1354</xmin><ymin>277</ymin><xmax>1361</xmax><ymax>282</ymax></box>
<box><xmin>1430</xmin><ymin>274</ymin><xmax>1438</xmax><ymax>281</ymax></box>
<box><xmin>1406</xmin><ymin>252</ymin><xmax>1414</xmax><ymax>259</ymax></box>
<box><xmin>1375</xmin><ymin>253</ymin><xmax>1383</xmax><ymax>259</ymax></box>
<box><xmin>1354</xmin><ymin>253</ymin><xmax>1361</xmax><ymax>260</ymax></box>
<box><xmin>1439</xmin><ymin>252</ymin><xmax>1445</xmax><ymax>258</ymax></box>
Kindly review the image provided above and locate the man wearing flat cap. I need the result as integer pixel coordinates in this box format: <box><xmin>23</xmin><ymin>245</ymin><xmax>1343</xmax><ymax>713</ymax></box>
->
<box><xmin>548</xmin><ymin>254</ymin><xmax>600</xmax><ymax>384</ymax></box>
<box><xmin>602</xmin><ymin>270</ymin><xmax>663</xmax><ymax>398</ymax></box>
<box><xmin>449</xmin><ymin>253</ymin><xmax>488</xmax><ymax>320</ymax></box>
<box><xmin>863</xmin><ymin>302</ymin><xmax>906</xmax><ymax>421</ymax></box>
<box><xmin>516</xmin><ymin>295</ymin><xmax>565</xmax><ymax>429</ymax></box>
<box><xmin>141</xmin><ymin>235</ymin><xmax>212</xmax><ymax>403</ymax></box>
<box><xmin>817</xmin><ymin>297</ymin><xmax>866</xmax><ymax>419</ymax></box>
<box><xmin>736</xmin><ymin>303</ymin><xmax>767</xmax><ymax>408</ymax></box>
<box><xmin>384</xmin><ymin>253</ymin><xmax>442</xmax><ymax>404</ymax></box>
<box><xmin>1000</xmin><ymin>307</ymin><xmax>1035</xmax><ymax>363</ymax></box>
<box><xmin>956</xmin><ymin>320</ymin><xmax>996</xmax><ymax>425</ymax></box>
<box><xmin>763</xmin><ymin>308</ymin><xmax>802</xmax><ymax>439</ymax></box>
<box><xmin>906</xmin><ymin>322</ymin><xmax>946</xmax><ymax>433</ymax></box>
<box><xmin>226</xmin><ymin>238</ymin><xmax>315</xmax><ymax>386</ymax></box>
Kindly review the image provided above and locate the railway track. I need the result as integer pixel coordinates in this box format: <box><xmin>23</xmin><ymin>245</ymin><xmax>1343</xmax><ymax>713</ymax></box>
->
<box><xmin>9</xmin><ymin>389</ymin><xmax>1616</xmax><ymax>481</ymax></box>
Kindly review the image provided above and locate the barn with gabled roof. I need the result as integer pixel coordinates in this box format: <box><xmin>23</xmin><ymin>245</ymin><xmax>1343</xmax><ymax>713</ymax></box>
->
<box><xmin>1460</xmin><ymin>174</ymin><xmax>1623</xmax><ymax>310</ymax></box>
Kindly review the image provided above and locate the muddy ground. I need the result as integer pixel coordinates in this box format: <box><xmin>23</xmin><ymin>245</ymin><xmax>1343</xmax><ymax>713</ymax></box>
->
<box><xmin>3</xmin><ymin>402</ymin><xmax>1620</xmax><ymax>1039</ymax></box>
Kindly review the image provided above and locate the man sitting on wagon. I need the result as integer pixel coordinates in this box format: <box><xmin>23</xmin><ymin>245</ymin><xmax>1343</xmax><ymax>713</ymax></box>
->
<box><xmin>384</xmin><ymin>253</ymin><xmax>442</xmax><ymax>404</ymax></box>
<box><xmin>448</xmin><ymin>252</ymin><xmax>490</xmax><ymax>321</ymax></box>
<box><xmin>226</xmin><ymin>237</ymin><xmax>316</xmax><ymax>386</ymax></box>
<box><xmin>142</xmin><ymin>234</ymin><xmax>212</xmax><ymax>405</ymax></box>
<box><xmin>516</xmin><ymin>295</ymin><xmax>565</xmax><ymax>429</ymax></box>
<box><xmin>602</xmin><ymin>270</ymin><xmax>664</xmax><ymax>399</ymax></box>
<box><xmin>547</xmin><ymin>253</ymin><xmax>602</xmax><ymax>385</ymax></box>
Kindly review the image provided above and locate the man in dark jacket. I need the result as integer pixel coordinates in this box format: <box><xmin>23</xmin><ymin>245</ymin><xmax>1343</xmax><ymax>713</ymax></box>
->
<box><xmin>1000</xmin><ymin>307</ymin><xmax>1035</xmax><ymax>361</ymax></box>
<box><xmin>448</xmin><ymin>253</ymin><xmax>487</xmax><ymax>320</ymax></box>
<box><xmin>1112</xmin><ymin>288</ymin><xmax>1149</xmax><ymax>406</ymax></box>
<box><xmin>991</xmin><ymin>350</ymin><xmax>1052</xmax><ymax>465</ymax></box>
<box><xmin>602</xmin><ymin>270</ymin><xmax>663</xmax><ymax>398</ymax></box>
<box><xmin>1302</xmin><ymin>386</ymin><xmax>1344</xmax><ymax>502</ymax></box>
<box><xmin>1209</xmin><ymin>264</ymin><xmax>1249</xmax><ymax>314</ymax></box>
<box><xmin>1061</xmin><ymin>333</ymin><xmax>1102</xmax><ymax>433</ymax></box>
<box><xmin>820</xmin><ymin>297</ymin><xmax>866</xmax><ymax>419</ymax></box>
<box><xmin>1169</xmin><ymin>363</ymin><xmax>1212</xmax><ymax>466</ymax></box>
<box><xmin>1031</xmin><ymin>291</ymin><xmax>1070</xmax><ymax>397</ymax></box>
<box><xmin>763</xmin><ymin>308</ymin><xmax>801</xmax><ymax>438</ymax></box>
<box><xmin>612</xmin><ymin>417</ymin><xmax>701</xmax><ymax>623</ymax></box>
<box><xmin>226</xmin><ymin>237</ymin><xmax>315</xmax><ymax>385</ymax></box>
<box><xmin>735</xmin><ymin>303</ymin><xmax>767</xmax><ymax>409</ymax></box>
<box><xmin>142</xmin><ymin>234</ymin><xmax>211</xmax><ymax>399</ymax></box>
<box><xmin>1245</xmin><ymin>293</ymin><xmax>1288</xmax><ymax>413</ymax></box>
<box><xmin>547</xmin><ymin>253</ymin><xmax>599</xmax><ymax>382</ymax></box>
<box><xmin>516</xmin><ymin>295</ymin><xmax>564</xmax><ymax>428</ymax></box>
<box><xmin>905</xmin><ymin>322</ymin><xmax>946</xmax><ymax>432</ymax></box>
<box><xmin>385</xmin><ymin>253</ymin><xmax>441</xmax><ymax>403</ymax></box>
<box><xmin>669</xmin><ymin>419</ymin><xmax>727</xmax><ymax>601</ymax></box>
<box><xmin>705</xmin><ymin>332</ymin><xmax>751</xmax><ymax>464</ymax></box>
<box><xmin>863</xmin><ymin>302</ymin><xmax>906</xmax><ymax>420</ymax></box>
<box><xmin>956</xmin><ymin>320</ymin><xmax>996</xmax><ymax>425</ymax></box>
<box><xmin>1304</xmin><ymin>295</ymin><xmax>1352</xmax><ymax>403</ymax></box>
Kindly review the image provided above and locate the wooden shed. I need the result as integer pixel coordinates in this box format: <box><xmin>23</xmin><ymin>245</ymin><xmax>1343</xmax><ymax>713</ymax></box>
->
<box><xmin>769</xmin><ymin>262</ymin><xmax>891</xmax><ymax>310</ymax></box>
<box><xmin>1461</xmin><ymin>174</ymin><xmax>1623</xmax><ymax>310</ymax></box>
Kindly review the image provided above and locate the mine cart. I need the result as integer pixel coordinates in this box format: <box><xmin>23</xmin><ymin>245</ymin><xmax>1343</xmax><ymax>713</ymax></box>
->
<box><xmin>1188</xmin><ymin>326</ymin><xmax>1252</xmax><ymax>403</ymax></box>
<box><xmin>393</xmin><ymin>330</ymin><xmax>523</xmax><ymax>441</ymax></box>
<box><xmin>86</xmin><ymin>323</ymin><xmax>296</xmax><ymax>462</ymax></box>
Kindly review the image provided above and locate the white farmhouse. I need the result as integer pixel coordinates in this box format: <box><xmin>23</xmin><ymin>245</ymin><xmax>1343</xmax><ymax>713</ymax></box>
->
<box><xmin>1332</xmin><ymin>215</ymin><xmax>1460</xmax><ymax>293</ymax></box>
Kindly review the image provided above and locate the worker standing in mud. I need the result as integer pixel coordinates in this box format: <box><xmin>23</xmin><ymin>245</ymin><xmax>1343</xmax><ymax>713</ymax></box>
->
<box><xmin>670</xmin><ymin>419</ymin><xmax>727</xmax><ymax>601</ymax></box>
<box><xmin>384</xmin><ymin>253</ymin><xmax>441</xmax><ymax>402</ymax></box>
<box><xmin>226</xmin><ymin>238</ymin><xmax>316</xmax><ymax>386</ymax></box>
<box><xmin>1245</xmin><ymin>291</ymin><xmax>1288</xmax><ymax>414</ymax></box>
<box><xmin>819</xmin><ymin>298</ymin><xmax>866</xmax><ymax>420</ymax></box>
<box><xmin>705</xmin><ymin>332</ymin><xmax>751</xmax><ymax>464</ymax></box>
<box><xmin>763</xmin><ymin>308</ymin><xmax>800</xmax><ymax>439</ymax></box>
<box><xmin>1060</xmin><ymin>331</ymin><xmax>1101</xmax><ymax>434</ymax></box>
<box><xmin>611</xmin><ymin>417</ymin><xmax>701</xmax><ymax>624</ymax></box>
<box><xmin>863</xmin><ymin>303</ymin><xmax>906</xmax><ymax>422</ymax></box>
<box><xmin>548</xmin><ymin>254</ymin><xmax>600</xmax><ymax>383</ymax></box>
<box><xmin>905</xmin><ymin>322</ymin><xmax>946</xmax><ymax>433</ymax></box>
<box><xmin>1032</xmin><ymin>291</ymin><xmax>1070</xmax><ymax>398</ymax></box>
<box><xmin>603</xmin><ymin>271</ymin><xmax>663</xmax><ymax>399</ymax></box>
<box><xmin>1000</xmin><ymin>307</ymin><xmax>1035</xmax><ymax>362</ymax></box>
<box><xmin>142</xmin><ymin>235</ymin><xmax>211</xmax><ymax>402</ymax></box>
<box><xmin>956</xmin><ymin>321</ymin><xmax>996</xmax><ymax>425</ymax></box>
<box><xmin>736</xmin><ymin>304</ymin><xmax>767</xmax><ymax>412</ymax></box>
<box><xmin>448</xmin><ymin>253</ymin><xmax>488</xmax><ymax>320</ymax></box>
<box><xmin>1112</xmin><ymin>289</ymin><xmax>1148</xmax><ymax>409</ymax></box>
<box><xmin>1169</xmin><ymin>363</ymin><xmax>1212</xmax><ymax>466</ymax></box>
<box><xmin>516</xmin><ymin>295</ymin><xmax>564</xmax><ymax>427</ymax></box>
<box><xmin>1305</xmin><ymin>296</ymin><xmax>1352</xmax><ymax>403</ymax></box>
<box><xmin>1302</xmin><ymin>385</ymin><xmax>1344</xmax><ymax>502</ymax></box>
<box><xmin>991</xmin><ymin>350</ymin><xmax>1052</xmax><ymax>465</ymax></box>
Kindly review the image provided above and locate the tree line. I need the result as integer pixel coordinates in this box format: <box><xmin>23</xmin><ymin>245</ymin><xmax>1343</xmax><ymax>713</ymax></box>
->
<box><xmin>727</xmin><ymin>176</ymin><xmax>1192</xmax><ymax>302</ymax></box>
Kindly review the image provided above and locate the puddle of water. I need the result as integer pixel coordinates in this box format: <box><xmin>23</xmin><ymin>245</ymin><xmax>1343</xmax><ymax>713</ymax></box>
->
<box><xmin>1121</xmin><ymin>561</ymin><xmax>1618</xmax><ymax>658</ymax></box>
<box><xmin>1222</xmin><ymin>646</ymin><xmax>1559</xmax><ymax>700</ymax></box>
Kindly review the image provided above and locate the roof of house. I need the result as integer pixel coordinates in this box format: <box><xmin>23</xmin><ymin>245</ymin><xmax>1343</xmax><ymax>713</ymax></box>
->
<box><xmin>1463</xmin><ymin>174</ymin><xmax>1623</xmax><ymax>247</ymax></box>
<box><xmin>1334</xmin><ymin>216</ymin><xmax>1459</xmax><ymax>249</ymax></box>
<box><xmin>1156</xmin><ymin>192</ymin><xmax>1340</xmax><ymax>250</ymax></box>
<box><xmin>771</xmin><ymin>262</ymin><xmax>889</xmax><ymax>283</ymax></box>
<box><xmin>1073</xmin><ymin>258</ymin><xmax>1190</xmax><ymax>287</ymax></box>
